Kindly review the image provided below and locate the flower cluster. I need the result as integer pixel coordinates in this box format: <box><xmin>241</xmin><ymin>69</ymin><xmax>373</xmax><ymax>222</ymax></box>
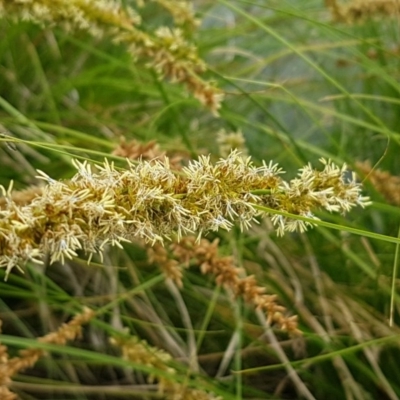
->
<box><xmin>326</xmin><ymin>0</ymin><xmax>400</xmax><ymax>23</ymax></box>
<box><xmin>0</xmin><ymin>0</ymin><xmax>223</xmax><ymax>113</ymax></box>
<box><xmin>262</xmin><ymin>158</ymin><xmax>370</xmax><ymax>236</ymax></box>
<box><xmin>112</xmin><ymin>137</ymin><xmax>185</xmax><ymax>170</ymax></box>
<box><xmin>149</xmin><ymin>237</ymin><xmax>300</xmax><ymax>334</ymax></box>
<box><xmin>356</xmin><ymin>160</ymin><xmax>400</xmax><ymax>206</ymax></box>
<box><xmin>118</xmin><ymin>26</ymin><xmax>224</xmax><ymax>114</ymax></box>
<box><xmin>0</xmin><ymin>0</ymin><xmax>141</xmax><ymax>35</ymax></box>
<box><xmin>0</xmin><ymin>307</ymin><xmax>94</xmax><ymax>399</ymax></box>
<box><xmin>111</xmin><ymin>334</ymin><xmax>222</xmax><ymax>400</ymax></box>
<box><xmin>216</xmin><ymin>128</ymin><xmax>248</xmax><ymax>158</ymax></box>
<box><xmin>145</xmin><ymin>0</ymin><xmax>199</xmax><ymax>29</ymax></box>
<box><xmin>0</xmin><ymin>152</ymin><xmax>368</xmax><ymax>277</ymax></box>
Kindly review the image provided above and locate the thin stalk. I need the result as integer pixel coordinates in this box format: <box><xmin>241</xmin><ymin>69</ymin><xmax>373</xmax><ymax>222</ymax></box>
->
<box><xmin>389</xmin><ymin>225</ymin><xmax>400</xmax><ymax>327</ymax></box>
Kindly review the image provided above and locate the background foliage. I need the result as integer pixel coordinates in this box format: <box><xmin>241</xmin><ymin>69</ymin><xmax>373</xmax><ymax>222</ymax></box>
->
<box><xmin>0</xmin><ymin>0</ymin><xmax>400</xmax><ymax>399</ymax></box>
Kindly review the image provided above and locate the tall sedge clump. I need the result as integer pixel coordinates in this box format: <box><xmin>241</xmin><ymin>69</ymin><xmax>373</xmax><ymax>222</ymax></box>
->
<box><xmin>0</xmin><ymin>151</ymin><xmax>369</xmax><ymax>278</ymax></box>
<box><xmin>0</xmin><ymin>0</ymin><xmax>223</xmax><ymax>113</ymax></box>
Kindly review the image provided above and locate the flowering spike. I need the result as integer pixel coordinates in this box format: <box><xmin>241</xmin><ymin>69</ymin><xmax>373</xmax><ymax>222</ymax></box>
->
<box><xmin>0</xmin><ymin>153</ymin><xmax>369</xmax><ymax>276</ymax></box>
<box><xmin>0</xmin><ymin>0</ymin><xmax>223</xmax><ymax>113</ymax></box>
